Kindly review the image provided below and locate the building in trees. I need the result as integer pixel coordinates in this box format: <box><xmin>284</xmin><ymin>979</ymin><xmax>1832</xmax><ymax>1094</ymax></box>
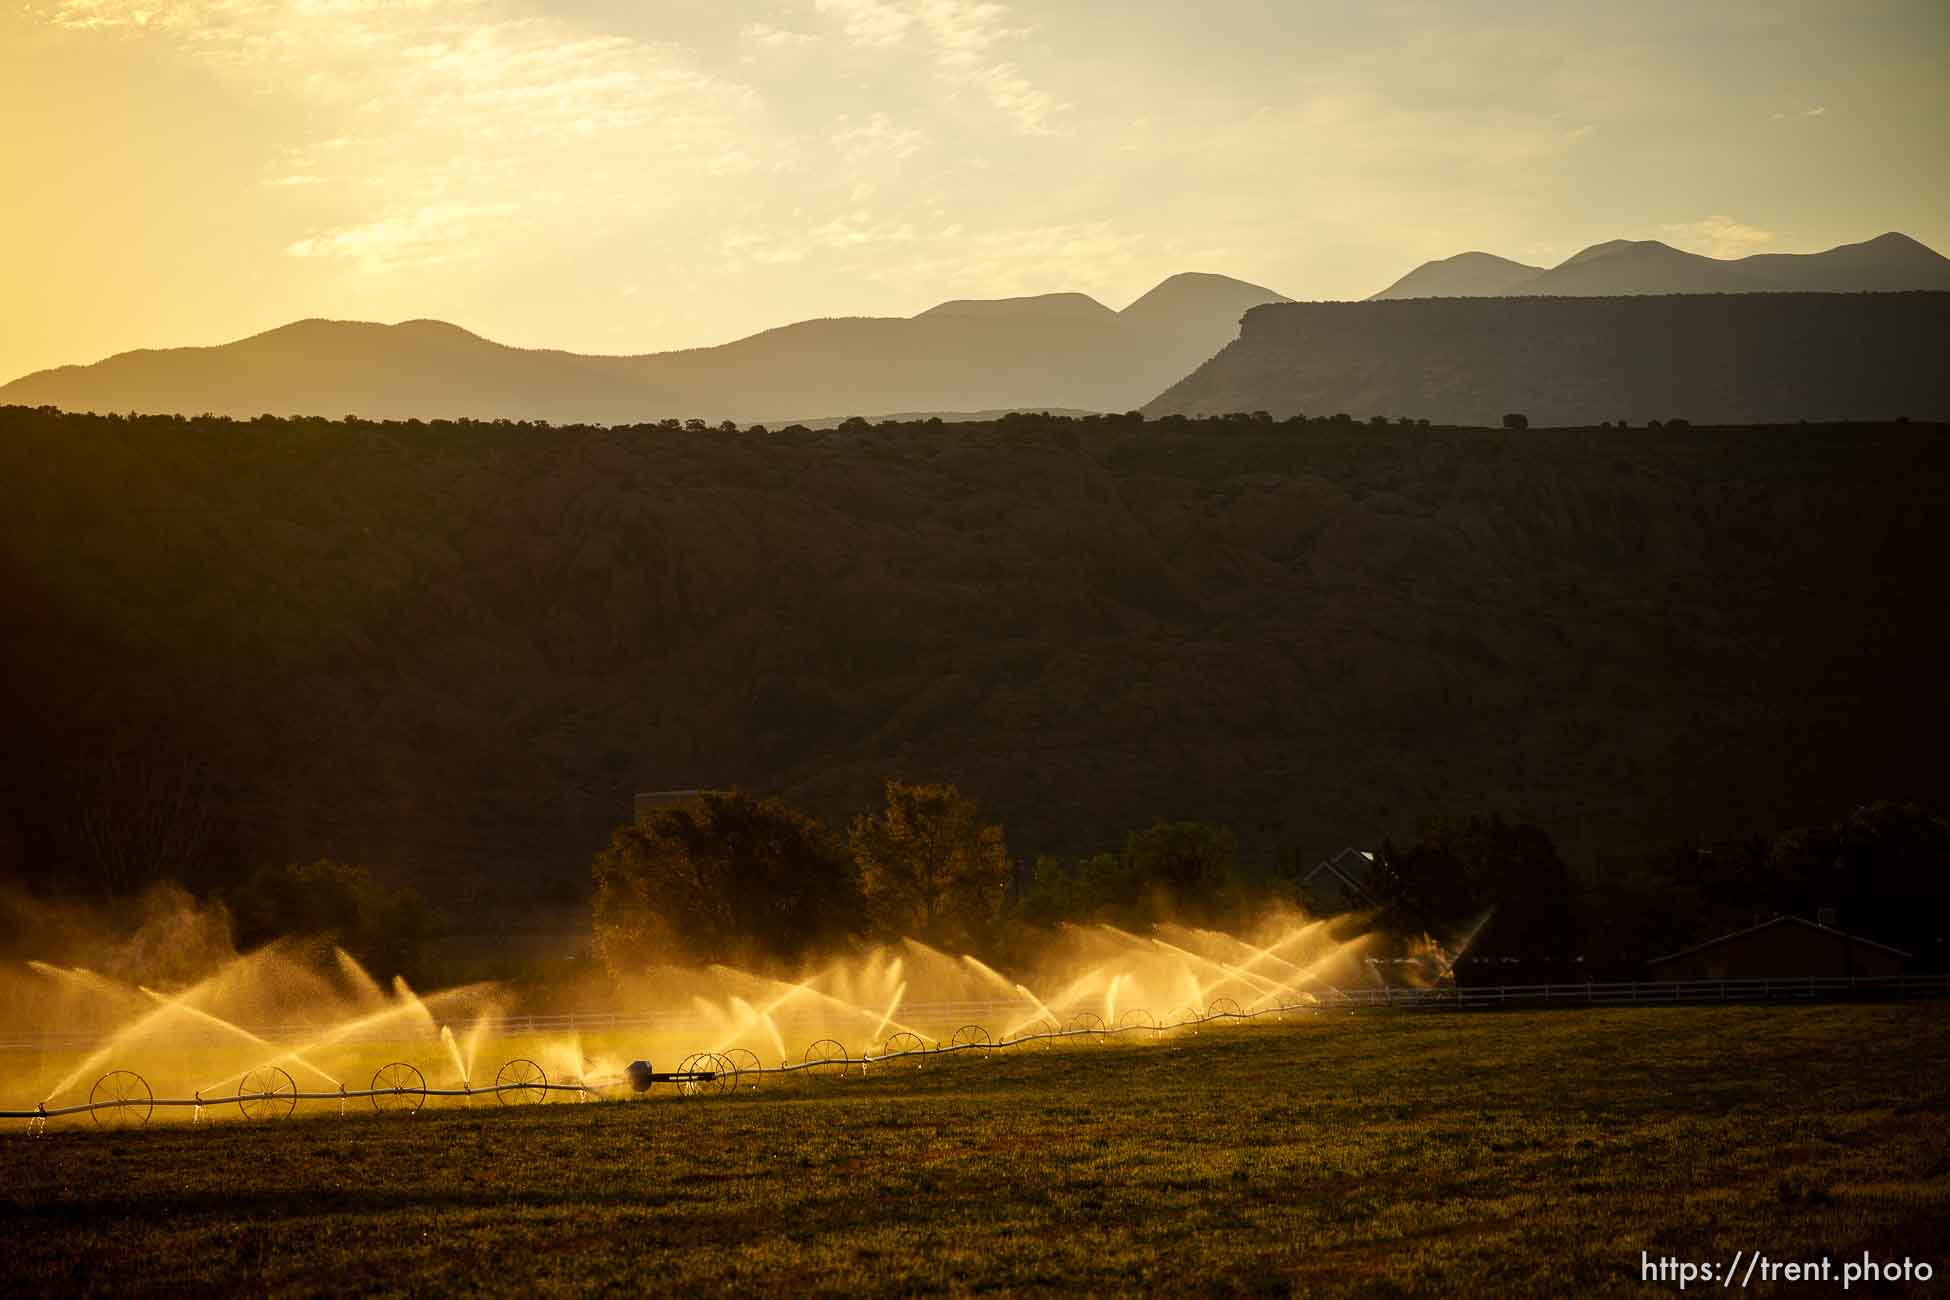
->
<box><xmin>1648</xmin><ymin>914</ymin><xmax>1909</xmax><ymax>980</ymax></box>
<box><xmin>1297</xmin><ymin>847</ymin><xmax>1377</xmax><ymax>913</ymax></box>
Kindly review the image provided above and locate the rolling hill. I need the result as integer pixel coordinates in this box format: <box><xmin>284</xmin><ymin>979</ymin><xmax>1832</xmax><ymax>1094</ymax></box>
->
<box><xmin>1368</xmin><ymin>252</ymin><xmax>1547</xmax><ymax>299</ymax></box>
<box><xmin>0</xmin><ymin>273</ymin><xmax>1290</xmax><ymax>425</ymax></box>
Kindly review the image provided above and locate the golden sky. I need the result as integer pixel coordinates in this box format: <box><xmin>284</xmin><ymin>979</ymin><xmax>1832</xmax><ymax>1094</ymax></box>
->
<box><xmin>5</xmin><ymin>0</ymin><xmax>1947</xmax><ymax>382</ymax></box>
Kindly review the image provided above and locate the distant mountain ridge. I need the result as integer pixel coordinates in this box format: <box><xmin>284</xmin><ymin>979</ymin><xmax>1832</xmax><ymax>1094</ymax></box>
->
<box><xmin>0</xmin><ymin>273</ymin><xmax>1292</xmax><ymax>424</ymax></box>
<box><xmin>1370</xmin><ymin>232</ymin><xmax>1950</xmax><ymax>299</ymax></box>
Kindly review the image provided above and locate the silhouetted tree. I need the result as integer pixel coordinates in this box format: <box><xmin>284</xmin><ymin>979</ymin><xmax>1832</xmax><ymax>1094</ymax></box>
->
<box><xmin>850</xmin><ymin>780</ymin><xmax>1009</xmax><ymax>948</ymax></box>
<box><xmin>230</xmin><ymin>859</ymin><xmax>438</xmax><ymax>984</ymax></box>
<box><xmin>1765</xmin><ymin>802</ymin><xmax>1950</xmax><ymax>969</ymax></box>
<box><xmin>1371</xmin><ymin>816</ymin><xmax>1577</xmax><ymax>967</ymax></box>
<box><xmin>592</xmin><ymin>791</ymin><xmax>859</xmax><ymax>972</ymax></box>
<box><xmin>1501</xmin><ymin>412</ymin><xmax>1529</xmax><ymax>431</ymax></box>
<box><xmin>1119</xmin><ymin>820</ymin><xmax>1238</xmax><ymax>918</ymax></box>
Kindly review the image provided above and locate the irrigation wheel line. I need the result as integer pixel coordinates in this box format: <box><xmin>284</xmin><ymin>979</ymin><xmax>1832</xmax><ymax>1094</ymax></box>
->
<box><xmin>4</xmin><ymin>1002</ymin><xmax>1325</xmax><ymax>1124</ymax></box>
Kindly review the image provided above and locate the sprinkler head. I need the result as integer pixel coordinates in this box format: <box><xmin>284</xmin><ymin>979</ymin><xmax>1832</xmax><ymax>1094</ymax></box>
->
<box><xmin>625</xmin><ymin>1060</ymin><xmax>655</xmax><ymax>1093</ymax></box>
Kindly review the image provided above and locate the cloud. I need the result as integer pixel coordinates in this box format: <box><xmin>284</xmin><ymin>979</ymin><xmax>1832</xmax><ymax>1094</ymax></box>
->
<box><xmin>284</xmin><ymin>202</ymin><xmax>518</xmax><ymax>269</ymax></box>
<box><xmin>832</xmin><ymin>112</ymin><xmax>925</xmax><ymax>162</ymax></box>
<box><xmin>809</xmin><ymin>0</ymin><xmax>1063</xmax><ymax>133</ymax></box>
<box><xmin>812</xmin><ymin>0</ymin><xmax>913</xmax><ymax>48</ymax></box>
<box><xmin>1660</xmin><ymin>215</ymin><xmax>1777</xmax><ymax>259</ymax></box>
<box><xmin>739</xmin><ymin>21</ymin><xmax>816</xmax><ymax>48</ymax></box>
<box><xmin>39</xmin><ymin>0</ymin><xmax>774</xmax><ymax>272</ymax></box>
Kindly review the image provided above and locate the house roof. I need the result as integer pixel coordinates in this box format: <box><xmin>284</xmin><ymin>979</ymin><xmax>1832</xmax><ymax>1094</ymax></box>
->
<box><xmin>1300</xmin><ymin>847</ymin><xmax>1376</xmax><ymax>904</ymax></box>
<box><xmin>1649</xmin><ymin>913</ymin><xmax>1912</xmax><ymax>966</ymax></box>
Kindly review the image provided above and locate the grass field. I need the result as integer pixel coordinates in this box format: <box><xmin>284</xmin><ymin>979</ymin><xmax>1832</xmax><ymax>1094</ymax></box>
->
<box><xmin>5</xmin><ymin>1003</ymin><xmax>1948</xmax><ymax>1296</ymax></box>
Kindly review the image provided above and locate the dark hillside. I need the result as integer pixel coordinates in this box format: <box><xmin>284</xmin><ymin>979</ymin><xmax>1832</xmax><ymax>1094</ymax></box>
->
<box><xmin>2</xmin><ymin>407</ymin><xmax>1945</xmax><ymax>912</ymax></box>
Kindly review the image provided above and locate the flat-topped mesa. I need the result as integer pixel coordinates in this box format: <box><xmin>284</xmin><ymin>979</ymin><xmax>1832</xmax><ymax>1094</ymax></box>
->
<box><xmin>914</xmin><ymin>292</ymin><xmax>1116</xmax><ymax>322</ymax></box>
<box><xmin>1147</xmin><ymin>292</ymin><xmax>1950</xmax><ymax>426</ymax></box>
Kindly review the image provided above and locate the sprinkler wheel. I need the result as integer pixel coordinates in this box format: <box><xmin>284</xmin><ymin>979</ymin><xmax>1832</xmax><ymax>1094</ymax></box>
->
<box><xmin>1206</xmin><ymin>997</ymin><xmax>1243</xmax><ymax>1019</ymax></box>
<box><xmin>90</xmin><ymin>1070</ymin><xmax>153</xmax><ymax>1129</ymax></box>
<box><xmin>237</xmin><ymin>1066</ymin><xmax>298</xmax><ymax>1120</ymax></box>
<box><xmin>1118</xmin><ymin>1008</ymin><xmax>1159</xmax><ymax>1035</ymax></box>
<box><xmin>718</xmin><ymin>1047</ymin><xmax>761</xmax><ymax>1088</ymax></box>
<box><xmin>494</xmin><ymin>1058</ymin><xmax>548</xmax><ymax>1105</ymax></box>
<box><xmin>802</xmin><ymin>1039</ymin><xmax>850</xmax><ymax>1079</ymax></box>
<box><xmin>370</xmin><ymin>1062</ymin><xmax>427</xmax><ymax>1113</ymax></box>
<box><xmin>675</xmin><ymin>1052</ymin><xmax>730</xmax><ymax>1096</ymax></box>
<box><xmin>1063</xmin><ymin>1012</ymin><xmax>1106</xmax><ymax>1044</ymax></box>
<box><xmin>880</xmin><ymin>1031</ymin><xmax>925</xmax><ymax>1060</ymax></box>
<box><xmin>950</xmin><ymin>1024</ymin><xmax>993</xmax><ymax>1051</ymax></box>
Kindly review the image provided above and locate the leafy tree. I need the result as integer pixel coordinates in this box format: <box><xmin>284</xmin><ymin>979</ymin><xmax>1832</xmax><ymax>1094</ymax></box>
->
<box><xmin>1119</xmin><ymin>820</ymin><xmax>1238</xmax><ymax>918</ymax></box>
<box><xmin>1501</xmin><ymin>412</ymin><xmax>1529</xmax><ymax>430</ymax></box>
<box><xmin>1765</xmin><ymin>801</ymin><xmax>1950</xmax><ymax>968</ymax></box>
<box><xmin>230</xmin><ymin>859</ymin><xmax>438</xmax><ymax>983</ymax></box>
<box><xmin>592</xmin><ymin>791</ymin><xmax>859</xmax><ymax>972</ymax></box>
<box><xmin>849</xmin><ymin>780</ymin><xmax>1009</xmax><ymax>947</ymax></box>
<box><xmin>1013</xmin><ymin>822</ymin><xmax>1239</xmax><ymax>928</ymax></box>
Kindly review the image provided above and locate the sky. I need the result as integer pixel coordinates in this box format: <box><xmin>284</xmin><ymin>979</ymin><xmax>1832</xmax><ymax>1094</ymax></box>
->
<box><xmin>4</xmin><ymin>0</ymin><xmax>1948</xmax><ymax>381</ymax></box>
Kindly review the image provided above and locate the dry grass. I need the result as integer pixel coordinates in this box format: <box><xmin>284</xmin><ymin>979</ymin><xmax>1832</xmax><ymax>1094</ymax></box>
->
<box><xmin>5</xmin><ymin>1003</ymin><xmax>1948</xmax><ymax>1296</ymax></box>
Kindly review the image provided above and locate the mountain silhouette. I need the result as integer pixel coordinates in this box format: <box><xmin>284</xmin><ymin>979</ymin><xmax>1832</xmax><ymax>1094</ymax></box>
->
<box><xmin>1369</xmin><ymin>251</ymin><xmax>1547</xmax><ymax>299</ymax></box>
<box><xmin>0</xmin><ymin>274</ymin><xmax>1289</xmax><ymax>424</ymax></box>
<box><xmin>1522</xmin><ymin>240</ymin><xmax>1769</xmax><ymax>295</ymax></box>
<box><xmin>1370</xmin><ymin>231</ymin><xmax>1950</xmax><ymax>299</ymax></box>
<box><xmin>0</xmin><ymin>319</ymin><xmax>680</xmax><ymax>425</ymax></box>
<box><xmin>1736</xmin><ymin>232</ymin><xmax>1950</xmax><ymax>291</ymax></box>
<box><xmin>915</xmin><ymin>291</ymin><xmax>1117</xmax><ymax>322</ymax></box>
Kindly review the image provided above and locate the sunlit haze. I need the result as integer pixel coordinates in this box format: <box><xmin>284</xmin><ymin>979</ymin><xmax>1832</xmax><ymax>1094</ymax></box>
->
<box><xmin>6</xmin><ymin>0</ymin><xmax>1947</xmax><ymax>382</ymax></box>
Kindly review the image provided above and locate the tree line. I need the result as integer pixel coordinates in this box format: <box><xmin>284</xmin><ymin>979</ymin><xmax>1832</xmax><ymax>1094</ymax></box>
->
<box><xmin>590</xmin><ymin>784</ymin><xmax>1950</xmax><ymax>980</ymax></box>
<box><xmin>9</xmin><ymin>785</ymin><xmax>1941</xmax><ymax>987</ymax></box>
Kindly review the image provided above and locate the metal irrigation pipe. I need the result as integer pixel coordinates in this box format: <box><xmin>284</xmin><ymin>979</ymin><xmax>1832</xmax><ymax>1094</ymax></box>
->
<box><xmin>0</xmin><ymin>1081</ymin><xmax>596</xmax><ymax>1120</ymax></box>
<box><xmin>2</xmin><ymin>1000</ymin><xmax>1328</xmax><ymax>1119</ymax></box>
